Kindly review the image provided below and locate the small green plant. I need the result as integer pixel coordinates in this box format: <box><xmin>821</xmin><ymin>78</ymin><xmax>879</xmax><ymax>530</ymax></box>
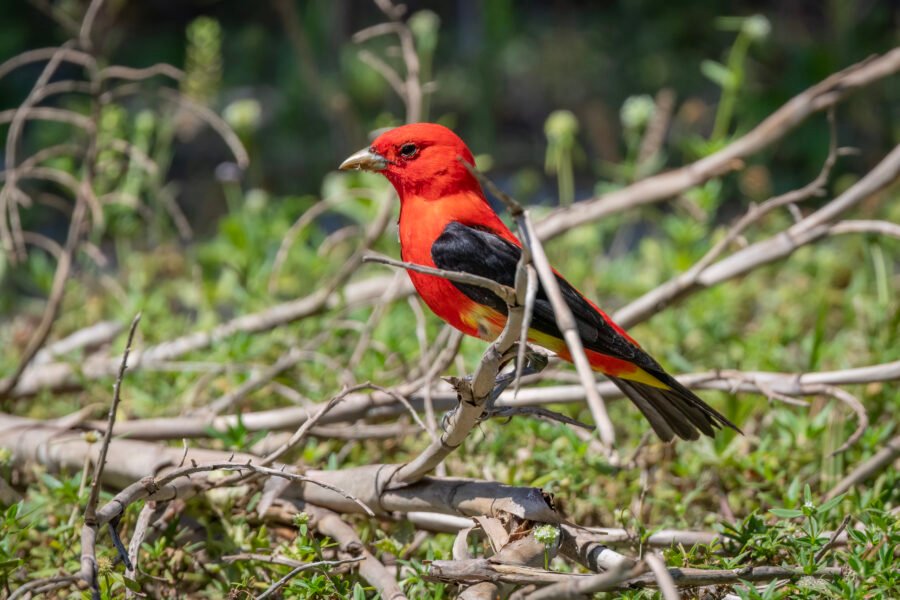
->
<box><xmin>702</xmin><ymin>15</ymin><xmax>771</xmax><ymax>144</ymax></box>
<box><xmin>534</xmin><ymin>523</ymin><xmax>560</xmax><ymax>569</ymax></box>
<box><xmin>544</xmin><ymin>110</ymin><xmax>582</xmax><ymax>206</ymax></box>
<box><xmin>205</xmin><ymin>412</ymin><xmax>267</xmax><ymax>451</ymax></box>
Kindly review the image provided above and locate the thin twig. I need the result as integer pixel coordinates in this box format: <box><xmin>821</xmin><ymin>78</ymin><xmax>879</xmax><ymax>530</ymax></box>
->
<box><xmin>254</xmin><ymin>557</ymin><xmax>365</xmax><ymax>600</ymax></box>
<box><xmin>645</xmin><ymin>552</ymin><xmax>679</xmax><ymax>600</ymax></box>
<box><xmin>80</xmin><ymin>312</ymin><xmax>141</xmax><ymax>597</ymax></box>
<box><xmin>364</xmin><ymin>253</ymin><xmax>516</xmax><ymax>305</ymax></box>
<box><xmin>814</xmin><ymin>515</ymin><xmax>852</xmax><ymax>563</ymax></box>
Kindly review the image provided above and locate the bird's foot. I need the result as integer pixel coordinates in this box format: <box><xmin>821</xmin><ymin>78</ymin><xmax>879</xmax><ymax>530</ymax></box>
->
<box><xmin>481</xmin><ymin>348</ymin><xmax>549</xmax><ymax>418</ymax></box>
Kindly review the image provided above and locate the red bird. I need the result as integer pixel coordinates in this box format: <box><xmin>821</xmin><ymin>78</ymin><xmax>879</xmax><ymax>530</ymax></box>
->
<box><xmin>340</xmin><ymin>123</ymin><xmax>739</xmax><ymax>441</ymax></box>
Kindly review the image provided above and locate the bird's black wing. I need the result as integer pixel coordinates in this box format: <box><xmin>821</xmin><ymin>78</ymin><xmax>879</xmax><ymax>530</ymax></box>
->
<box><xmin>430</xmin><ymin>221</ymin><xmax>741</xmax><ymax>441</ymax></box>
<box><xmin>430</xmin><ymin>221</ymin><xmax>657</xmax><ymax>370</ymax></box>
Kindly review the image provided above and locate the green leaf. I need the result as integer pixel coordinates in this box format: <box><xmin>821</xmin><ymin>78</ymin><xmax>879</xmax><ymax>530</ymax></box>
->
<box><xmin>123</xmin><ymin>576</ymin><xmax>142</xmax><ymax>592</ymax></box>
<box><xmin>817</xmin><ymin>493</ymin><xmax>845</xmax><ymax>515</ymax></box>
<box><xmin>770</xmin><ymin>508</ymin><xmax>804</xmax><ymax>519</ymax></box>
<box><xmin>701</xmin><ymin>60</ymin><xmax>735</xmax><ymax>88</ymax></box>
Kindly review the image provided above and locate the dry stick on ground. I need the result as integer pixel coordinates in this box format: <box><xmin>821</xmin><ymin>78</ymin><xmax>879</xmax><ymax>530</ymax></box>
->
<box><xmin>0</xmin><ymin>412</ymin><xmax>641</xmax><ymax>596</ymax></box>
<box><xmin>124</xmin><ymin>501</ymin><xmax>156</xmax><ymax>596</ymax></box>
<box><xmin>825</xmin><ymin>434</ymin><xmax>900</xmax><ymax>501</ymax></box>
<box><xmin>303</xmin><ymin>502</ymin><xmax>408</xmax><ymax>600</ymax></box>
<box><xmin>3</xmin><ymin>275</ymin><xmax>406</xmax><ymax>397</ymax></box>
<box><xmin>615</xmin><ymin>108</ymin><xmax>841</xmax><ymax>328</ymax></box>
<box><xmin>74</xmin><ymin>359</ymin><xmax>900</xmax><ymax>442</ymax></box>
<box><xmin>32</xmin><ymin>320</ymin><xmax>123</xmax><ymax>365</ymax></box>
<box><xmin>814</xmin><ymin>514</ymin><xmax>853</xmax><ymax>564</ymax></box>
<box><xmin>536</xmin><ymin>48</ymin><xmax>900</xmax><ymax>241</ymax></box>
<box><xmin>428</xmin><ymin>560</ymin><xmax>843</xmax><ymax>590</ymax></box>
<box><xmin>615</xmin><ymin>138</ymin><xmax>900</xmax><ymax>330</ymax></box>
<box><xmin>253</xmin><ymin>557</ymin><xmax>366</xmax><ymax>600</ymax></box>
<box><xmin>526</xmin><ymin>562</ymin><xmax>641</xmax><ymax>600</ymax></box>
<box><xmin>196</xmin><ymin>347</ymin><xmax>309</xmax><ymax>416</ymax></box>
<box><xmin>79</xmin><ymin>313</ymin><xmax>140</xmax><ymax>598</ymax></box>
<box><xmin>0</xmin><ymin>413</ymin><xmax>579</xmax><ymax>533</ymax></box>
<box><xmin>645</xmin><ymin>552</ymin><xmax>680</xmax><ymax>600</ymax></box>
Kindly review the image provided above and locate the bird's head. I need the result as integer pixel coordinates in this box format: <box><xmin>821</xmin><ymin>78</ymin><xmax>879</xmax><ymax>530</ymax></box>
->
<box><xmin>339</xmin><ymin>123</ymin><xmax>478</xmax><ymax>200</ymax></box>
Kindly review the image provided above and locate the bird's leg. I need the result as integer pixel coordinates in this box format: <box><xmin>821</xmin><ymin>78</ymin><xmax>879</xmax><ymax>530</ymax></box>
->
<box><xmin>441</xmin><ymin>346</ymin><xmax>548</xmax><ymax>432</ymax></box>
<box><xmin>482</xmin><ymin>346</ymin><xmax>549</xmax><ymax>416</ymax></box>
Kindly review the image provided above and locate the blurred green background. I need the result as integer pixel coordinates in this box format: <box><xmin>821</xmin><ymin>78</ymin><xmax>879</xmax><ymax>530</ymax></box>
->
<box><xmin>0</xmin><ymin>3</ymin><xmax>898</xmax><ymax>597</ymax></box>
<box><xmin>1</xmin><ymin>0</ymin><xmax>896</xmax><ymax>235</ymax></box>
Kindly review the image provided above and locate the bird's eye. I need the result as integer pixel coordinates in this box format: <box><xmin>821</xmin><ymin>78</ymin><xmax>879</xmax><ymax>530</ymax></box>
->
<box><xmin>399</xmin><ymin>143</ymin><xmax>418</xmax><ymax>158</ymax></box>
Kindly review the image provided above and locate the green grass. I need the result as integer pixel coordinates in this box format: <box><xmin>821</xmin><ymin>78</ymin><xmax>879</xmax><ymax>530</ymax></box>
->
<box><xmin>1</xmin><ymin>172</ymin><xmax>897</xmax><ymax>597</ymax></box>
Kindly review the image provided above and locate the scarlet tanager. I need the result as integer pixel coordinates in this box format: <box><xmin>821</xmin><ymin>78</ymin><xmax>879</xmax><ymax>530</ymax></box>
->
<box><xmin>340</xmin><ymin>123</ymin><xmax>739</xmax><ymax>441</ymax></box>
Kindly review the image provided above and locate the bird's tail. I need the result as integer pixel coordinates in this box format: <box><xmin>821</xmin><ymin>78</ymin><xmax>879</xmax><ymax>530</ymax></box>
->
<box><xmin>608</xmin><ymin>375</ymin><xmax>741</xmax><ymax>441</ymax></box>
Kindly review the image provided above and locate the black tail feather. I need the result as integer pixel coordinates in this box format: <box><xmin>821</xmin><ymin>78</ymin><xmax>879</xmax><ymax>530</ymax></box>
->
<box><xmin>609</xmin><ymin>376</ymin><xmax>740</xmax><ymax>442</ymax></box>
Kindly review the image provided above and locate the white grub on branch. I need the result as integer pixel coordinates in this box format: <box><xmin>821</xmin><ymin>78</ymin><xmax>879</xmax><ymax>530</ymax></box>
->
<box><xmin>536</xmin><ymin>48</ymin><xmax>900</xmax><ymax>241</ymax></box>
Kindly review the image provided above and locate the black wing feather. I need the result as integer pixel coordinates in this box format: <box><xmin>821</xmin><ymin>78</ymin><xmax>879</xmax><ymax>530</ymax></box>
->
<box><xmin>430</xmin><ymin>221</ymin><xmax>741</xmax><ymax>441</ymax></box>
<box><xmin>431</xmin><ymin>222</ymin><xmax>653</xmax><ymax>369</ymax></box>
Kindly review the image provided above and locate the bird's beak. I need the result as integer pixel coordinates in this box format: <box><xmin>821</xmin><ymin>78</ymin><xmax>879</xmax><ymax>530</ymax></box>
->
<box><xmin>339</xmin><ymin>147</ymin><xmax>388</xmax><ymax>172</ymax></box>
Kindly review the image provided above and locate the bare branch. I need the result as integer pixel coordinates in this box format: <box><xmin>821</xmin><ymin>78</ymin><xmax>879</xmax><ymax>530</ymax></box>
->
<box><xmin>536</xmin><ymin>48</ymin><xmax>900</xmax><ymax>240</ymax></box>
<box><xmin>825</xmin><ymin>434</ymin><xmax>900</xmax><ymax>501</ymax></box>
<box><xmin>80</xmin><ymin>312</ymin><xmax>140</xmax><ymax>596</ymax></box>
<box><xmin>365</xmin><ymin>253</ymin><xmax>517</xmax><ymax>305</ymax></box>
<box><xmin>614</xmin><ymin>142</ymin><xmax>900</xmax><ymax>328</ymax></box>
<box><xmin>645</xmin><ymin>552</ymin><xmax>679</xmax><ymax>600</ymax></box>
